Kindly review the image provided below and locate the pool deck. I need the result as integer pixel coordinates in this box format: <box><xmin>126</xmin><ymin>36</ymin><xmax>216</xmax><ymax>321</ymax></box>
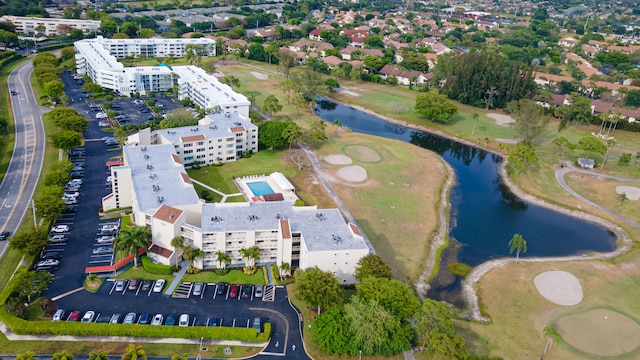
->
<box><xmin>235</xmin><ymin>174</ymin><xmax>299</xmax><ymax>203</ymax></box>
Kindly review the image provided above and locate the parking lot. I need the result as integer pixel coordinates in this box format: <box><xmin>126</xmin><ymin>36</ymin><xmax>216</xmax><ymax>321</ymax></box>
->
<box><xmin>48</xmin><ymin>72</ymin><xmax>310</xmax><ymax>359</ymax></box>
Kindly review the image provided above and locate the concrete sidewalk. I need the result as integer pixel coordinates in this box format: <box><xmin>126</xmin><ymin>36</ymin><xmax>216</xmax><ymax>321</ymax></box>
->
<box><xmin>165</xmin><ymin>260</ymin><xmax>188</xmax><ymax>295</ymax></box>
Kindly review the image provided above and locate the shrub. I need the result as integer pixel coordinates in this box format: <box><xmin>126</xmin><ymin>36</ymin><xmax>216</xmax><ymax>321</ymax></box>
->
<box><xmin>294</xmin><ymin>199</ymin><xmax>305</xmax><ymax>206</ymax></box>
<box><xmin>448</xmin><ymin>262</ymin><xmax>473</xmax><ymax>277</ymax></box>
<box><xmin>141</xmin><ymin>256</ymin><xmax>174</xmax><ymax>275</ymax></box>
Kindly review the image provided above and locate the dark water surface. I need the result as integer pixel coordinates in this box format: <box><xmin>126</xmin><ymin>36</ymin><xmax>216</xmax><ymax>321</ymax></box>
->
<box><xmin>315</xmin><ymin>99</ymin><xmax>616</xmax><ymax>304</ymax></box>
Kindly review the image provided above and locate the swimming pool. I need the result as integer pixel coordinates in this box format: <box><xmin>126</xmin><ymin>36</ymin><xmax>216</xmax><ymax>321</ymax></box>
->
<box><xmin>247</xmin><ymin>181</ymin><xmax>275</xmax><ymax>196</ymax></box>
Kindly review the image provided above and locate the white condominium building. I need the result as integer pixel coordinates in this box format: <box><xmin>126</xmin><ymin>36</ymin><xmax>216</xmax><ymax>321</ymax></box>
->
<box><xmin>74</xmin><ymin>37</ymin><xmax>250</xmax><ymax>116</ymax></box>
<box><xmin>0</xmin><ymin>16</ymin><xmax>101</xmax><ymax>36</ymax></box>
<box><xmin>103</xmin><ymin>127</ymin><xmax>369</xmax><ymax>284</ymax></box>
<box><xmin>127</xmin><ymin>112</ymin><xmax>258</xmax><ymax>168</ymax></box>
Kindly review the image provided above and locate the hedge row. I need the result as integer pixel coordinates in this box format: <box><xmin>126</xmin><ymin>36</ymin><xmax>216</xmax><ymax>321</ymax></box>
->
<box><xmin>0</xmin><ymin>53</ymin><xmax>23</xmax><ymax>69</ymax></box>
<box><xmin>36</xmin><ymin>43</ymin><xmax>70</xmax><ymax>52</ymax></box>
<box><xmin>141</xmin><ymin>255</ymin><xmax>173</xmax><ymax>275</ymax></box>
<box><xmin>0</xmin><ymin>310</ymin><xmax>270</xmax><ymax>342</ymax></box>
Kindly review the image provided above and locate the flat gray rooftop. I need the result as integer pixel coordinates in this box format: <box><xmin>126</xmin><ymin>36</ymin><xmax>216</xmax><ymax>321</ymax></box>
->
<box><xmin>124</xmin><ymin>144</ymin><xmax>199</xmax><ymax>212</ymax></box>
<box><xmin>201</xmin><ymin>202</ymin><xmax>369</xmax><ymax>252</ymax></box>
<box><xmin>155</xmin><ymin>112</ymin><xmax>256</xmax><ymax>143</ymax></box>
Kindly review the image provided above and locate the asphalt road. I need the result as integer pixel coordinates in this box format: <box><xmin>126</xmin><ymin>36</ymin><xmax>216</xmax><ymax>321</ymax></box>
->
<box><xmin>0</xmin><ymin>60</ymin><xmax>47</xmax><ymax>258</ymax></box>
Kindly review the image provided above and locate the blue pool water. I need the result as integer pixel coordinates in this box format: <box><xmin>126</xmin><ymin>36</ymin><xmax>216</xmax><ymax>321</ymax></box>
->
<box><xmin>247</xmin><ymin>181</ymin><xmax>275</xmax><ymax>196</ymax></box>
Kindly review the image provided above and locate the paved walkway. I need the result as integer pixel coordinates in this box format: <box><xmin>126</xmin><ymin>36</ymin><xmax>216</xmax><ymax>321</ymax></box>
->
<box><xmin>190</xmin><ymin>178</ymin><xmax>242</xmax><ymax>203</ymax></box>
<box><xmin>297</xmin><ymin>141</ymin><xmax>375</xmax><ymax>253</ymax></box>
<box><xmin>165</xmin><ymin>260</ymin><xmax>188</xmax><ymax>295</ymax></box>
<box><xmin>555</xmin><ymin>166</ymin><xmax>640</xmax><ymax>228</ymax></box>
<box><xmin>265</xmin><ymin>263</ymin><xmax>275</xmax><ymax>284</ymax></box>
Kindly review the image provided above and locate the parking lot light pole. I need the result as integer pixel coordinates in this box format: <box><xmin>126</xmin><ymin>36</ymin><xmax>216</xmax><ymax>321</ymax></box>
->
<box><xmin>359</xmin><ymin>349</ymin><xmax>362</xmax><ymax>360</ymax></box>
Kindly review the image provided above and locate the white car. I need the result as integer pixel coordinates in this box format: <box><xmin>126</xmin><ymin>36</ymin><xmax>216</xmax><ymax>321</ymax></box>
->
<box><xmin>49</xmin><ymin>234</ymin><xmax>66</xmax><ymax>243</ymax></box>
<box><xmin>96</xmin><ymin>236</ymin><xmax>115</xmax><ymax>243</ymax></box>
<box><xmin>151</xmin><ymin>313</ymin><xmax>163</xmax><ymax>326</ymax></box>
<box><xmin>179</xmin><ymin>314</ymin><xmax>189</xmax><ymax>327</ymax></box>
<box><xmin>81</xmin><ymin>311</ymin><xmax>95</xmax><ymax>323</ymax></box>
<box><xmin>101</xmin><ymin>224</ymin><xmax>119</xmax><ymax>232</ymax></box>
<box><xmin>63</xmin><ymin>198</ymin><xmax>77</xmax><ymax>205</ymax></box>
<box><xmin>64</xmin><ymin>191</ymin><xmax>80</xmax><ymax>198</ymax></box>
<box><xmin>51</xmin><ymin>225</ymin><xmax>70</xmax><ymax>233</ymax></box>
<box><xmin>52</xmin><ymin>309</ymin><xmax>65</xmax><ymax>321</ymax></box>
<box><xmin>69</xmin><ymin>179</ymin><xmax>83</xmax><ymax>185</ymax></box>
<box><xmin>95</xmin><ymin>113</ymin><xmax>107</xmax><ymax>119</ymax></box>
<box><xmin>153</xmin><ymin>279</ymin><xmax>166</xmax><ymax>293</ymax></box>
<box><xmin>37</xmin><ymin>259</ymin><xmax>60</xmax><ymax>267</ymax></box>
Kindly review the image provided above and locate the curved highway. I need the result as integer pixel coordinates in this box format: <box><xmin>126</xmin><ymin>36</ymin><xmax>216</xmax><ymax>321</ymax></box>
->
<box><xmin>0</xmin><ymin>60</ymin><xmax>47</xmax><ymax>257</ymax></box>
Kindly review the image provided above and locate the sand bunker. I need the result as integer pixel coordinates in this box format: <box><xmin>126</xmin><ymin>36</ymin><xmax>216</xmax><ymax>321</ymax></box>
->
<box><xmin>325</xmin><ymin>154</ymin><xmax>353</xmax><ymax>165</ymax></box>
<box><xmin>251</xmin><ymin>72</ymin><xmax>268</xmax><ymax>80</ymax></box>
<box><xmin>344</xmin><ymin>145</ymin><xmax>381</xmax><ymax>163</ymax></box>
<box><xmin>616</xmin><ymin>186</ymin><xmax>640</xmax><ymax>201</ymax></box>
<box><xmin>496</xmin><ymin>138</ymin><xmax>519</xmax><ymax>144</ymax></box>
<box><xmin>558</xmin><ymin>308</ymin><xmax>640</xmax><ymax>356</ymax></box>
<box><xmin>488</xmin><ymin>113</ymin><xmax>515</xmax><ymax>126</ymax></box>
<box><xmin>534</xmin><ymin>271</ymin><xmax>583</xmax><ymax>306</ymax></box>
<box><xmin>336</xmin><ymin>165</ymin><xmax>367</xmax><ymax>182</ymax></box>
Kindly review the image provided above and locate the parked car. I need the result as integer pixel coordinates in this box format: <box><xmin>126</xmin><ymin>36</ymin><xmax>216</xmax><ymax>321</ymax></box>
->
<box><xmin>48</xmin><ymin>235</ymin><xmax>66</xmax><ymax>243</ymax></box>
<box><xmin>242</xmin><ymin>285</ymin><xmax>253</xmax><ymax>299</ymax></box>
<box><xmin>63</xmin><ymin>198</ymin><xmax>77</xmax><ymax>205</ymax></box>
<box><xmin>153</xmin><ymin>279</ymin><xmax>166</xmax><ymax>293</ymax></box>
<box><xmin>178</xmin><ymin>314</ymin><xmax>189</xmax><ymax>327</ymax></box>
<box><xmin>0</xmin><ymin>231</ymin><xmax>11</xmax><ymax>241</ymax></box>
<box><xmin>151</xmin><ymin>314</ymin><xmax>164</xmax><ymax>326</ymax></box>
<box><xmin>52</xmin><ymin>309</ymin><xmax>65</xmax><ymax>321</ymax></box>
<box><xmin>40</xmin><ymin>252</ymin><xmax>61</xmax><ymax>260</ymax></box>
<box><xmin>110</xmin><ymin>313</ymin><xmax>121</xmax><ymax>324</ymax></box>
<box><xmin>253</xmin><ymin>317</ymin><xmax>261</xmax><ymax>333</ymax></box>
<box><xmin>37</xmin><ymin>259</ymin><xmax>60</xmax><ymax>268</ymax></box>
<box><xmin>96</xmin><ymin>316</ymin><xmax>111</xmax><ymax>324</ymax></box>
<box><xmin>127</xmin><ymin>278</ymin><xmax>140</xmax><ymax>291</ymax></box>
<box><xmin>69</xmin><ymin>179</ymin><xmax>83</xmax><ymax>185</ymax></box>
<box><xmin>81</xmin><ymin>311</ymin><xmax>95</xmax><ymax>323</ymax></box>
<box><xmin>101</xmin><ymin>224</ymin><xmax>119</xmax><ymax>232</ymax></box>
<box><xmin>96</xmin><ymin>236</ymin><xmax>115</xmax><ymax>243</ymax></box>
<box><xmin>229</xmin><ymin>284</ymin><xmax>239</xmax><ymax>298</ymax></box>
<box><xmin>254</xmin><ymin>285</ymin><xmax>263</xmax><ymax>298</ymax></box>
<box><xmin>51</xmin><ymin>224</ymin><xmax>70</xmax><ymax>233</ymax></box>
<box><xmin>63</xmin><ymin>191</ymin><xmax>79</xmax><ymax>198</ymax></box>
<box><xmin>92</xmin><ymin>247</ymin><xmax>113</xmax><ymax>255</ymax></box>
<box><xmin>217</xmin><ymin>282</ymin><xmax>228</xmax><ymax>295</ymax></box>
<box><xmin>115</xmin><ymin>280</ymin><xmax>127</xmax><ymax>292</ymax></box>
<box><xmin>165</xmin><ymin>314</ymin><xmax>176</xmax><ymax>326</ymax></box>
<box><xmin>207</xmin><ymin>317</ymin><xmax>218</xmax><ymax>327</ymax></box>
<box><xmin>141</xmin><ymin>280</ymin><xmax>152</xmax><ymax>292</ymax></box>
<box><xmin>192</xmin><ymin>282</ymin><xmax>203</xmax><ymax>296</ymax></box>
<box><xmin>123</xmin><ymin>312</ymin><xmax>137</xmax><ymax>324</ymax></box>
<box><xmin>138</xmin><ymin>312</ymin><xmax>151</xmax><ymax>325</ymax></box>
<box><xmin>67</xmin><ymin>311</ymin><xmax>82</xmax><ymax>322</ymax></box>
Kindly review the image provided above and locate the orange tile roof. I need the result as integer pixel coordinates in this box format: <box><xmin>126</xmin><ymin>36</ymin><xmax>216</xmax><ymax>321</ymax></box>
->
<box><xmin>153</xmin><ymin>204</ymin><xmax>183</xmax><ymax>224</ymax></box>
<box><xmin>280</xmin><ymin>219</ymin><xmax>291</xmax><ymax>239</ymax></box>
<box><xmin>349</xmin><ymin>223</ymin><xmax>362</xmax><ymax>236</ymax></box>
<box><xmin>230</xmin><ymin>126</ymin><xmax>245</xmax><ymax>133</ymax></box>
<box><xmin>180</xmin><ymin>134</ymin><xmax>206</xmax><ymax>143</ymax></box>
<box><xmin>180</xmin><ymin>172</ymin><xmax>192</xmax><ymax>185</ymax></box>
<box><xmin>171</xmin><ymin>154</ymin><xmax>182</xmax><ymax>164</ymax></box>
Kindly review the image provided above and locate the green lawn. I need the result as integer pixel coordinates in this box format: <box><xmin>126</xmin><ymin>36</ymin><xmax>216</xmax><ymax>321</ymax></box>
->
<box><xmin>183</xmin><ymin>268</ymin><xmax>266</xmax><ymax>285</ymax></box>
<box><xmin>116</xmin><ymin>266</ymin><xmax>175</xmax><ymax>283</ymax></box>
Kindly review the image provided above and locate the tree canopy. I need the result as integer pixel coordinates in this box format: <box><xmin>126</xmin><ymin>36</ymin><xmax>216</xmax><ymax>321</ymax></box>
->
<box><xmin>414</xmin><ymin>93</ymin><xmax>458</xmax><ymax>123</ymax></box>
<box><xmin>295</xmin><ymin>266</ymin><xmax>342</xmax><ymax>314</ymax></box>
<box><xmin>354</xmin><ymin>254</ymin><xmax>392</xmax><ymax>282</ymax></box>
<box><xmin>506</xmin><ymin>141</ymin><xmax>539</xmax><ymax>175</ymax></box>
<box><xmin>506</xmin><ymin>99</ymin><xmax>549</xmax><ymax>142</ymax></box>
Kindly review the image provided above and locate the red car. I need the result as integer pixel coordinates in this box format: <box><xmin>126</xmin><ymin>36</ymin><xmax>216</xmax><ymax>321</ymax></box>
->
<box><xmin>67</xmin><ymin>311</ymin><xmax>82</xmax><ymax>322</ymax></box>
<box><xmin>229</xmin><ymin>284</ymin><xmax>239</xmax><ymax>298</ymax></box>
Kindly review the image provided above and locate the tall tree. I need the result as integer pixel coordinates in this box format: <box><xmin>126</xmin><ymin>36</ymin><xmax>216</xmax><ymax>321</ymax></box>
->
<box><xmin>10</xmin><ymin>226</ymin><xmax>49</xmax><ymax>256</ymax></box>
<box><xmin>506</xmin><ymin>99</ymin><xmax>549</xmax><ymax>142</ymax></box>
<box><xmin>414</xmin><ymin>93</ymin><xmax>458</xmax><ymax>123</ymax></box>
<box><xmin>17</xmin><ymin>269</ymin><xmax>52</xmax><ymax>303</ymax></box>
<box><xmin>541</xmin><ymin>326</ymin><xmax>562</xmax><ymax>359</ymax></box>
<box><xmin>600</xmin><ymin>139</ymin><xmax>616</xmax><ymax>171</ymax></box>
<box><xmin>618</xmin><ymin>192</ymin><xmax>628</xmax><ymax>210</ymax></box>
<box><xmin>506</xmin><ymin>141</ymin><xmax>538</xmax><ymax>175</ymax></box>
<box><xmin>215</xmin><ymin>250</ymin><xmax>231</xmax><ymax>269</ymax></box>
<box><xmin>295</xmin><ymin>266</ymin><xmax>342</xmax><ymax>314</ymax></box>
<box><xmin>262</xmin><ymin>95</ymin><xmax>283</xmax><ymax>118</ymax></box>
<box><xmin>182</xmin><ymin>245</ymin><xmax>204</xmax><ymax>272</ymax></box>
<box><xmin>50</xmin><ymin>130</ymin><xmax>82</xmax><ymax>151</ymax></box>
<box><xmin>415</xmin><ymin>298</ymin><xmax>468</xmax><ymax>359</ymax></box>
<box><xmin>356</xmin><ymin>277</ymin><xmax>420</xmax><ymax>319</ymax></box>
<box><xmin>313</xmin><ymin>308</ymin><xmax>355</xmax><ymax>355</ymax></box>
<box><xmin>309</xmin><ymin>120</ymin><xmax>328</xmax><ymax>144</ymax></box>
<box><xmin>578</xmin><ymin>136</ymin><xmax>606</xmax><ymax>168</ymax></box>
<box><xmin>354</xmin><ymin>254</ymin><xmax>392</xmax><ymax>282</ymax></box>
<box><xmin>114</xmin><ymin>226</ymin><xmax>151</xmax><ymax>268</ymax></box>
<box><xmin>122</xmin><ymin>344</ymin><xmax>147</xmax><ymax>360</ymax></box>
<box><xmin>471</xmin><ymin>113</ymin><xmax>479</xmax><ymax>136</ymax></box>
<box><xmin>170</xmin><ymin>236</ymin><xmax>184</xmax><ymax>263</ymax></box>
<box><xmin>258</xmin><ymin>120</ymin><xmax>289</xmax><ymax>149</ymax></box>
<box><xmin>551</xmin><ymin>136</ymin><xmax>576</xmax><ymax>164</ymax></box>
<box><xmin>279</xmin><ymin>261</ymin><xmax>291</xmax><ymax>280</ymax></box>
<box><xmin>508</xmin><ymin>233</ymin><xmax>527</xmax><ymax>263</ymax></box>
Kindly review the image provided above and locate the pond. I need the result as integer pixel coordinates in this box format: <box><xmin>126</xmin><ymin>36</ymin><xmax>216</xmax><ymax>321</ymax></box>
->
<box><xmin>315</xmin><ymin>99</ymin><xmax>617</xmax><ymax>305</ymax></box>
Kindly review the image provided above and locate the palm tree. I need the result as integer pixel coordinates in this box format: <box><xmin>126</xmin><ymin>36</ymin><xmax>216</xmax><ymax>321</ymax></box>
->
<box><xmin>171</xmin><ymin>355</ymin><xmax>188</xmax><ymax>360</ymax></box>
<box><xmin>51</xmin><ymin>350</ymin><xmax>73</xmax><ymax>360</ymax></box>
<box><xmin>508</xmin><ymin>233</ymin><xmax>527</xmax><ymax>263</ymax></box>
<box><xmin>181</xmin><ymin>245</ymin><xmax>204</xmax><ymax>273</ymax></box>
<box><xmin>600</xmin><ymin>139</ymin><xmax>616</xmax><ymax>170</ymax></box>
<box><xmin>240</xmin><ymin>247</ymin><xmax>251</xmax><ymax>268</ymax></box>
<box><xmin>88</xmin><ymin>350</ymin><xmax>109</xmax><ymax>360</ymax></box>
<box><xmin>540</xmin><ymin>326</ymin><xmax>562</xmax><ymax>359</ymax></box>
<box><xmin>471</xmin><ymin>113</ymin><xmax>479</xmax><ymax>136</ymax></box>
<box><xmin>16</xmin><ymin>351</ymin><xmax>35</xmax><ymax>360</ymax></box>
<box><xmin>122</xmin><ymin>344</ymin><xmax>147</xmax><ymax>360</ymax></box>
<box><xmin>279</xmin><ymin>262</ymin><xmax>291</xmax><ymax>280</ymax></box>
<box><xmin>551</xmin><ymin>136</ymin><xmax>576</xmax><ymax>165</ymax></box>
<box><xmin>114</xmin><ymin>226</ymin><xmax>151</xmax><ymax>268</ymax></box>
<box><xmin>171</xmin><ymin>236</ymin><xmax>184</xmax><ymax>263</ymax></box>
<box><xmin>249</xmin><ymin>245</ymin><xmax>261</xmax><ymax>269</ymax></box>
<box><xmin>618</xmin><ymin>192</ymin><xmax>628</xmax><ymax>210</ymax></box>
<box><xmin>215</xmin><ymin>250</ymin><xmax>231</xmax><ymax>269</ymax></box>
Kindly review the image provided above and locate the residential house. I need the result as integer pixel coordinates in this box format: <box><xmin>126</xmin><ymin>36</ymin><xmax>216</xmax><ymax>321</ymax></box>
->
<box><xmin>340</xmin><ymin>46</ymin><xmax>384</xmax><ymax>60</ymax></box>
<box><xmin>308</xmin><ymin>29</ymin><xmax>324</xmax><ymax>41</ymax></box>
<box><xmin>559</xmin><ymin>37</ymin><xmax>580</xmax><ymax>47</ymax></box>
<box><xmin>591</xmin><ymin>99</ymin><xmax>640</xmax><ymax>122</ymax></box>
<box><xmin>532</xmin><ymin>71</ymin><xmax>573</xmax><ymax>86</ymax></box>
<box><xmin>323</xmin><ymin>55</ymin><xmax>343</xmax><ymax>68</ymax></box>
<box><xmin>379</xmin><ymin>64</ymin><xmax>431</xmax><ymax>86</ymax></box>
<box><xmin>581</xmin><ymin>44</ymin><xmax>598</xmax><ymax>57</ymax></box>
